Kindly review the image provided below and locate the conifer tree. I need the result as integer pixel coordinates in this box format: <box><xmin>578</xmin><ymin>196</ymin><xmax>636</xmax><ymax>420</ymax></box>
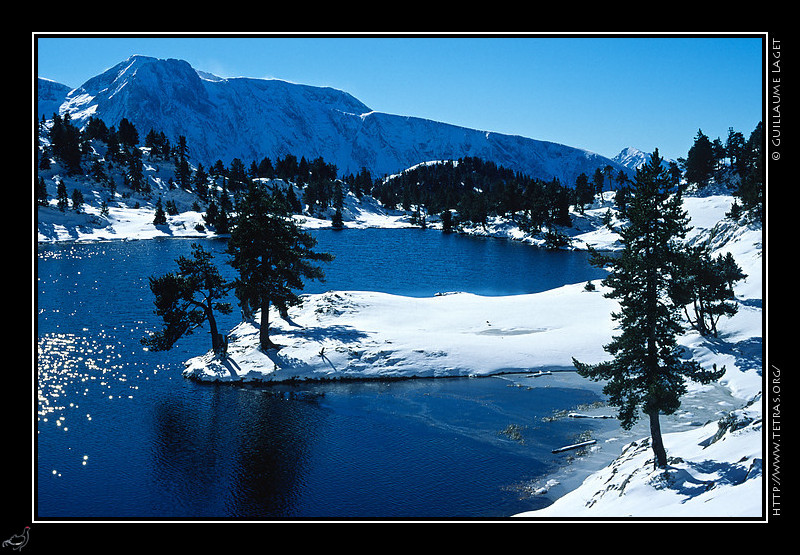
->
<box><xmin>331</xmin><ymin>208</ymin><xmax>344</xmax><ymax>229</ymax></box>
<box><xmin>217</xmin><ymin>185</ymin><xmax>233</xmax><ymax>233</ymax></box>
<box><xmin>573</xmin><ymin>172</ymin><xmax>593</xmax><ymax>213</ymax></box>
<box><xmin>36</xmin><ymin>177</ymin><xmax>48</xmax><ymax>206</ymax></box>
<box><xmin>592</xmin><ymin>167</ymin><xmax>605</xmax><ymax>197</ymax></box>
<box><xmin>203</xmin><ymin>200</ymin><xmax>220</xmax><ymax>229</ymax></box>
<box><xmin>84</xmin><ymin>116</ymin><xmax>109</xmax><ymax>142</ymax></box>
<box><xmin>228</xmin><ymin>158</ymin><xmax>249</xmax><ymax>191</ymax></box>
<box><xmin>725</xmin><ymin>127</ymin><xmax>747</xmax><ymax>175</ymax></box>
<box><xmin>117</xmin><ymin>117</ymin><xmax>139</xmax><ymax>151</ymax></box>
<box><xmin>257</xmin><ymin>156</ymin><xmax>274</xmax><ymax>179</ymax></box>
<box><xmin>573</xmin><ymin>150</ymin><xmax>725</xmax><ymax>469</ymax></box>
<box><xmin>175</xmin><ymin>135</ymin><xmax>191</xmax><ymax>188</ymax></box>
<box><xmin>142</xmin><ymin>243</ymin><xmax>233</xmax><ymax>354</ymax></box>
<box><xmin>71</xmin><ymin>189</ymin><xmax>84</xmax><ymax>212</ymax></box>
<box><xmin>128</xmin><ymin>148</ymin><xmax>146</xmax><ymax>192</ymax></box>
<box><xmin>736</xmin><ymin>122</ymin><xmax>764</xmax><ymax>221</ymax></box>
<box><xmin>285</xmin><ymin>186</ymin><xmax>302</xmax><ymax>214</ymax></box>
<box><xmin>227</xmin><ymin>181</ymin><xmax>333</xmax><ymax>350</ymax></box>
<box><xmin>49</xmin><ymin>113</ymin><xmax>83</xmax><ymax>174</ymax></box>
<box><xmin>56</xmin><ymin>180</ymin><xmax>68</xmax><ymax>211</ymax></box>
<box><xmin>193</xmin><ymin>163</ymin><xmax>209</xmax><ymax>200</ymax></box>
<box><xmin>685</xmin><ymin>129</ymin><xmax>715</xmax><ymax>189</ymax></box>
<box><xmin>671</xmin><ymin>245</ymin><xmax>746</xmax><ymax>337</ymax></box>
<box><xmin>440</xmin><ymin>209</ymin><xmax>453</xmax><ymax>233</ymax></box>
<box><xmin>105</xmin><ymin>130</ymin><xmax>121</xmax><ymax>162</ymax></box>
<box><xmin>153</xmin><ymin>197</ymin><xmax>167</xmax><ymax>225</ymax></box>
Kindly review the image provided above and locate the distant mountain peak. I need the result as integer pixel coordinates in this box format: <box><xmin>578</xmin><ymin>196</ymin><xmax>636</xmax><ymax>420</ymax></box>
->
<box><xmin>613</xmin><ymin>147</ymin><xmax>675</xmax><ymax>171</ymax></box>
<box><xmin>38</xmin><ymin>55</ymin><xmax>631</xmax><ymax>184</ymax></box>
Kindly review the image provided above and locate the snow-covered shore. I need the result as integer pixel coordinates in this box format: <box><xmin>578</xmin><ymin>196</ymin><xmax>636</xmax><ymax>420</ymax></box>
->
<box><xmin>182</xmin><ymin>284</ymin><xmax>618</xmax><ymax>383</ymax></box>
<box><xmin>37</xmin><ymin>182</ymin><xmax>765</xmax><ymax>520</ymax></box>
<box><xmin>189</xmin><ymin>190</ymin><xmax>763</xmax><ymax>519</ymax></box>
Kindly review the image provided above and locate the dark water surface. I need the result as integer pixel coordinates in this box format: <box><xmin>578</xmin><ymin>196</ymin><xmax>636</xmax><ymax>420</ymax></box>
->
<box><xmin>36</xmin><ymin>230</ymin><xmax>612</xmax><ymax>519</ymax></box>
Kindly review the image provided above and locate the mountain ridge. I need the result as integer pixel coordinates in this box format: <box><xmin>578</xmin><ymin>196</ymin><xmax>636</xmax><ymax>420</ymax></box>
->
<box><xmin>38</xmin><ymin>54</ymin><xmax>632</xmax><ymax>184</ymax></box>
<box><xmin>612</xmin><ymin>146</ymin><xmax>677</xmax><ymax>171</ymax></box>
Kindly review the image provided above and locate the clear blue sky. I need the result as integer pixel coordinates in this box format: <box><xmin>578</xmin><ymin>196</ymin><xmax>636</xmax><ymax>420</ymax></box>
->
<box><xmin>34</xmin><ymin>33</ymin><xmax>765</xmax><ymax>162</ymax></box>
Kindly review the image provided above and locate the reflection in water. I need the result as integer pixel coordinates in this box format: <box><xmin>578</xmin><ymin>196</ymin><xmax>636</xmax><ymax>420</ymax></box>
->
<box><xmin>37</xmin><ymin>235</ymin><xmax>614</xmax><ymax>519</ymax></box>
<box><xmin>228</xmin><ymin>391</ymin><xmax>321</xmax><ymax>517</ymax></box>
<box><xmin>150</xmin><ymin>386</ymin><xmax>324</xmax><ymax>518</ymax></box>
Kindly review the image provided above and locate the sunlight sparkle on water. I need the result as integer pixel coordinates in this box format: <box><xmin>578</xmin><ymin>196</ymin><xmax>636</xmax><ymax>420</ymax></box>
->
<box><xmin>37</xmin><ymin>331</ymin><xmax>141</xmax><ymax>430</ymax></box>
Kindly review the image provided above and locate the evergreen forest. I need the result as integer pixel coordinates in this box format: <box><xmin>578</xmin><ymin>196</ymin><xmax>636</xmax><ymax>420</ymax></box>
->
<box><xmin>37</xmin><ymin>112</ymin><xmax>764</xmax><ymax>235</ymax></box>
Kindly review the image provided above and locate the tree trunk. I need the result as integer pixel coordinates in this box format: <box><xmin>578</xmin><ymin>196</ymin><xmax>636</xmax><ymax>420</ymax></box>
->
<box><xmin>648</xmin><ymin>410</ymin><xmax>668</xmax><ymax>469</ymax></box>
<box><xmin>206</xmin><ymin>303</ymin><xmax>223</xmax><ymax>354</ymax></box>
<box><xmin>259</xmin><ymin>299</ymin><xmax>277</xmax><ymax>350</ymax></box>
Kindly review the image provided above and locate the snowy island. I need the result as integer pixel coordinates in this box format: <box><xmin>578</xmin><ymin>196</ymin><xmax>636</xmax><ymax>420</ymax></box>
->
<box><xmin>37</xmin><ymin>178</ymin><xmax>764</xmax><ymax>520</ymax></box>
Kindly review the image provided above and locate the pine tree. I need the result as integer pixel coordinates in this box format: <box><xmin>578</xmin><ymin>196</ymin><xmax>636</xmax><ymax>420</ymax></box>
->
<box><xmin>117</xmin><ymin>117</ymin><xmax>139</xmax><ymax>151</ymax></box>
<box><xmin>573</xmin><ymin>150</ymin><xmax>725</xmax><ymax>469</ymax></box>
<box><xmin>257</xmin><ymin>157</ymin><xmax>274</xmax><ymax>178</ymax></box>
<box><xmin>128</xmin><ymin>148</ymin><xmax>146</xmax><ymax>192</ymax></box>
<box><xmin>153</xmin><ymin>197</ymin><xmax>167</xmax><ymax>226</ymax></box>
<box><xmin>573</xmin><ymin>172</ymin><xmax>593</xmax><ymax>213</ymax></box>
<box><xmin>216</xmin><ymin>184</ymin><xmax>233</xmax><ymax>233</ymax></box>
<box><xmin>228</xmin><ymin>158</ymin><xmax>249</xmax><ymax>191</ymax></box>
<box><xmin>203</xmin><ymin>200</ymin><xmax>220</xmax><ymax>229</ymax></box>
<box><xmin>331</xmin><ymin>209</ymin><xmax>344</xmax><ymax>229</ymax></box>
<box><xmin>227</xmin><ymin>181</ymin><xmax>333</xmax><ymax>350</ymax></box>
<box><xmin>36</xmin><ymin>177</ymin><xmax>48</xmax><ymax>206</ymax></box>
<box><xmin>193</xmin><ymin>164</ymin><xmax>209</xmax><ymax>200</ymax></box>
<box><xmin>105</xmin><ymin>131</ymin><xmax>121</xmax><ymax>162</ymax></box>
<box><xmin>49</xmin><ymin>113</ymin><xmax>83</xmax><ymax>174</ymax></box>
<box><xmin>440</xmin><ymin>209</ymin><xmax>453</xmax><ymax>233</ymax></box>
<box><xmin>725</xmin><ymin>127</ymin><xmax>747</xmax><ymax>176</ymax></box>
<box><xmin>84</xmin><ymin>116</ymin><xmax>109</xmax><ymax>142</ymax></box>
<box><xmin>736</xmin><ymin>122</ymin><xmax>764</xmax><ymax>221</ymax></box>
<box><xmin>56</xmin><ymin>180</ymin><xmax>68</xmax><ymax>211</ymax></box>
<box><xmin>685</xmin><ymin>129</ymin><xmax>716</xmax><ymax>189</ymax></box>
<box><xmin>285</xmin><ymin>186</ymin><xmax>302</xmax><ymax>213</ymax></box>
<box><xmin>672</xmin><ymin>246</ymin><xmax>746</xmax><ymax>337</ymax></box>
<box><xmin>333</xmin><ymin>181</ymin><xmax>344</xmax><ymax>211</ymax></box>
<box><xmin>175</xmin><ymin>135</ymin><xmax>191</xmax><ymax>188</ymax></box>
<box><xmin>142</xmin><ymin>243</ymin><xmax>232</xmax><ymax>354</ymax></box>
<box><xmin>592</xmin><ymin>167</ymin><xmax>605</xmax><ymax>197</ymax></box>
<box><xmin>71</xmin><ymin>189</ymin><xmax>84</xmax><ymax>213</ymax></box>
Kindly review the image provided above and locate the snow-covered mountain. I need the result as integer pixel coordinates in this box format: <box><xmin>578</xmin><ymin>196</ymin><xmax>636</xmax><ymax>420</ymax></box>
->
<box><xmin>612</xmin><ymin>146</ymin><xmax>676</xmax><ymax>171</ymax></box>
<box><xmin>38</xmin><ymin>55</ymin><xmax>630</xmax><ymax>185</ymax></box>
<box><xmin>36</xmin><ymin>77</ymin><xmax>72</xmax><ymax>123</ymax></box>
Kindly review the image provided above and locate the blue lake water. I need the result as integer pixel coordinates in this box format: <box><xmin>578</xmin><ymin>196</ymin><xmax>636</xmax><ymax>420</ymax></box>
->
<box><xmin>36</xmin><ymin>229</ymin><xmax>613</xmax><ymax>519</ymax></box>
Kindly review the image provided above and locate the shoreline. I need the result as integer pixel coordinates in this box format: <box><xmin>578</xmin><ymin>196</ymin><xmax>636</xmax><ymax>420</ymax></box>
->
<box><xmin>36</xmin><ymin>190</ymin><xmax>764</xmax><ymax>519</ymax></box>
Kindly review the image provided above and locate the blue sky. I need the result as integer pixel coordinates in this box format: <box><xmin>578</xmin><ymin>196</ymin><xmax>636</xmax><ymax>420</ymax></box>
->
<box><xmin>34</xmin><ymin>33</ymin><xmax>764</xmax><ymax>161</ymax></box>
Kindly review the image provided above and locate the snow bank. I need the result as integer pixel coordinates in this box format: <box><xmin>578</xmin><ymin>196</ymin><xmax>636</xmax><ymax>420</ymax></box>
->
<box><xmin>184</xmin><ymin>187</ymin><xmax>764</xmax><ymax>520</ymax></box>
<box><xmin>38</xmin><ymin>173</ymin><xmax>764</xmax><ymax>519</ymax></box>
<box><xmin>182</xmin><ymin>283</ymin><xmax>618</xmax><ymax>383</ymax></box>
<box><xmin>510</xmin><ymin>192</ymin><xmax>765</xmax><ymax>519</ymax></box>
<box><xmin>516</xmin><ymin>397</ymin><xmax>763</xmax><ymax>518</ymax></box>
<box><xmin>37</xmin><ymin>202</ymin><xmax>215</xmax><ymax>243</ymax></box>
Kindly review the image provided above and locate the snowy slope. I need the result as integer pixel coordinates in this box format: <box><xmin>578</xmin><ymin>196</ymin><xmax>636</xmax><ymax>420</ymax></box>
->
<box><xmin>36</xmin><ymin>77</ymin><xmax>72</xmax><ymax>121</ymax></box>
<box><xmin>39</xmin><ymin>55</ymin><xmax>630</xmax><ymax>186</ymax></box>
<box><xmin>175</xmin><ymin>187</ymin><xmax>764</xmax><ymax>520</ymax></box>
<box><xmin>36</xmin><ymin>56</ymin><xmax>764</xmax><ymax>518</ymax></box>
<box><xmin>513</xmin><ymin>191</ymin><xmax>764</xmax><ymax>519</ymax></box>
<box><xmin>37</xmin><ymin>153</ymin><xmax>765</xmax><ymax>518</ymax></box>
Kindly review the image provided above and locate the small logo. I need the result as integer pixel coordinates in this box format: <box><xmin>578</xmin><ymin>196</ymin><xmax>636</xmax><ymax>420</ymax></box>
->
<box><xmin>2</xmin><ymin>527</ymin><xmax>30</xmax><ymax>551</ymax></box>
